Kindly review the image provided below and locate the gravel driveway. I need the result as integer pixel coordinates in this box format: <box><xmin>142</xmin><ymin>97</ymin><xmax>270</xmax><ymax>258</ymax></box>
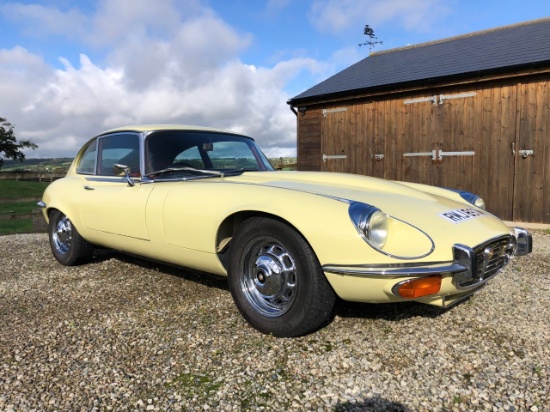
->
<box><xmin>0</xmin><ymin>232</ymin><xmax>548</xmax><ymax>411</ymax></box>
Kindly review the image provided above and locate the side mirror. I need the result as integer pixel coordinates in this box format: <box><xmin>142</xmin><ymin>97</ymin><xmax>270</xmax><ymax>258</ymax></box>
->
<box><xmin>114</xmin><ymin>164</ymin><xmax>135</xmax><ymax>187</ymax></box>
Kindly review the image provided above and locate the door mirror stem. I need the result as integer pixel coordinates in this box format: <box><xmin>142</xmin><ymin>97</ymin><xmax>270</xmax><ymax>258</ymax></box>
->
<box><xmin>114</xmin><ymin>164</ymin><xmax>135</xmax><ymax>187</ymax></box>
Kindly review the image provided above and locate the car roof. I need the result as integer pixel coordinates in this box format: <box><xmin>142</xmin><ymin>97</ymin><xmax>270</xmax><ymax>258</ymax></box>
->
<box><xmin>97</xmin><ymin>124</ymin><xmax>247</xmax><ymax>137</ymax></box>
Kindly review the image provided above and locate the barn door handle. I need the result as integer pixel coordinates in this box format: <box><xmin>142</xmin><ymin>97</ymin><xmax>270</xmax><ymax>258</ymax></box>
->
<box><xmin>512</xmin><ymin>143</ymin><xmax>534</xmax><ymax>158</ymax></box>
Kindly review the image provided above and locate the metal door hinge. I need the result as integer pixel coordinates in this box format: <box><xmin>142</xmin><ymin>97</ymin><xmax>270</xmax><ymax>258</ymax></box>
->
<box><xmin>322</xmin><ymin>108</ymin><xmax>347</xmax><ymax>117</ymax></box>
<box><xmin>403</xmin><ymin>150</ymin><xmax>475</xmax><ymax>160</ymax></box>
<box><xmin>323</xmin><ymin>154</ymin><xmax>347</xmax><ymax>161</ymax></box>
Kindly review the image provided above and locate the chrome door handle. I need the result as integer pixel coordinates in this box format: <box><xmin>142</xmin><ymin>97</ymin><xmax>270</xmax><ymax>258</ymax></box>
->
<box><xmin>84</xmin><ymin>185</ymin><xmax>95</xmax><ymax>190</ymax></box>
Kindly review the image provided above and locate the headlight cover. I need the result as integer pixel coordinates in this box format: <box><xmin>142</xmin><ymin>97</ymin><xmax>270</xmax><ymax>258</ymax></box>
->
<box><xmin>445</xmin><ymin>188</ymin><xmax>486</xmax><ymax>210</ymax></box>
<box><xmin>348</xmin><ymin>202</ymin><xmax>434</xmax><ymax>259</ymax></box>
<box><xmin>460</xmin><ymin>192</ymin><xmax>485</xmax><ymax>210</ymax></box>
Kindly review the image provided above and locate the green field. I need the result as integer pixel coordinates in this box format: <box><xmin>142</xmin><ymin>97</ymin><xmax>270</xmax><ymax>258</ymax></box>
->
<box><xmin>0</xmin><ymin>180</ymin><xmax>50</xmax><ymax>199</ymax></box>
<box><xmin>0</xmin><ymin>157</ymin><xmax>73</xmax><ymax>172</ymax></box>
<box><xmin>0</xmin><ymin>180</ymin><xmax>50</xmax><ymax>235</ymax></box>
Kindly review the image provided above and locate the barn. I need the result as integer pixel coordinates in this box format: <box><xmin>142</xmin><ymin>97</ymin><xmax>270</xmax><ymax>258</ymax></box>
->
<box><xmin>287</xmin><ymin>18</ymin><xmax>550</xmax><ymax>224</ymax></box>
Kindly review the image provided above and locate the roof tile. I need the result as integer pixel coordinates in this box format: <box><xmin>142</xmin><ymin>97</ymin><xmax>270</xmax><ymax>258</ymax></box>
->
<box><xmin>289</xmin><ymin>18</ymin><xmax>550</xmax><ymax>104</ymax></box>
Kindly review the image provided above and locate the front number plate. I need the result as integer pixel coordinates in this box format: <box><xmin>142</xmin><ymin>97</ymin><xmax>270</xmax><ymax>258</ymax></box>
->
<box><xmin>439</xmin><ymin>208</ymin><xmax>485</xmax><ymax>224</ymax></box>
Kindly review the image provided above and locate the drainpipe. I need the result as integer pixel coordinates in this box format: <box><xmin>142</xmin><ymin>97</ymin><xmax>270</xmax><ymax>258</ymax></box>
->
<box><xmin>287</xmin><ymin>100</ymin><xmax>298</xmax><ymax>116</ymax></box>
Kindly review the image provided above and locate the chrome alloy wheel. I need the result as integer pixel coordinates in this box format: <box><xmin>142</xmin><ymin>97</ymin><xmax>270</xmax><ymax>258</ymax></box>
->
<box><xmin>52</xmin><ymin>215</ymin><xmax>73</xmax><ymax>255</ymax></box>
<box><xmin>241</xmin><ymin>239</ymin><xmax>298</xmax><ymax>317</ymax></box>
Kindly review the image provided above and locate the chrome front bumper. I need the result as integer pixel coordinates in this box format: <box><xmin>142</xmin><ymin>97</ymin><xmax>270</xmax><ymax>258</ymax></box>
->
<box><xmin>322</xmin><ymin>228</ymin><xmax>533</xmax><ymax>291</ymax></box>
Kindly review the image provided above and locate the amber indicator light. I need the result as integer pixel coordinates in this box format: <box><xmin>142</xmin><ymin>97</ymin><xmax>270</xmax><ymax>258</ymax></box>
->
<box><xmin>397</xmin><ymin>275</ymin><xmax>442</xmax><ymax>298</ymax></box>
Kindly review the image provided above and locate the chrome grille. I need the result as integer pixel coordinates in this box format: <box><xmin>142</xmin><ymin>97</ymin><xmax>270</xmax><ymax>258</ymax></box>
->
<box><xmin>454</xmin><ymin>236</ymin><xmax>515</xmax><ymax>289</ymax></box>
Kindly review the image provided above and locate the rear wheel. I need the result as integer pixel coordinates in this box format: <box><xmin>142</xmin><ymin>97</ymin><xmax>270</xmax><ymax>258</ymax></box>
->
<box><xmin>48</xmin><ymin>210</ymin><xmax>94</xmax><ymax>265</ymax></box>
<box><xmin>228</xmin><ymin>217</ymin><xmax>336</xmax><ymax>337</ymax></box>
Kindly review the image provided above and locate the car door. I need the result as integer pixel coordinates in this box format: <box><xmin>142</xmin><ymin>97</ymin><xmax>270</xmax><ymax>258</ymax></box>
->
<box><xmin>76</xmin><ymin>132</ymin><xmax>153</xmax><ymax>240</ymax></box>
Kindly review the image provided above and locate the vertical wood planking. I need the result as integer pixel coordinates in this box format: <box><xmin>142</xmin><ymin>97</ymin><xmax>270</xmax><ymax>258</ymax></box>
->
<box><xmin>305</xmin><ymin>75</ymin><xmax>550</xmax><ymax>222</ymax></box>
<box><xmin>297</xmin><ymin>108</ymin><xmax>322</xmax><ymax>171</ymax></box>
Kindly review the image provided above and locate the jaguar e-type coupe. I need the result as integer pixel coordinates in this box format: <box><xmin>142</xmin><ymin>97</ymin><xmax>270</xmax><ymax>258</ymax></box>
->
<box><xmin>39</xmin><ymin>125</ymin><xmax>533</xmax><ymax>337</ymax></box>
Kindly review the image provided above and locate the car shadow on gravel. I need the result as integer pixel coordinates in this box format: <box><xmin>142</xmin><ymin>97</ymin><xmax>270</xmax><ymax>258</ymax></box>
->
<box><xmin>335</xmin><ymin>298</ymin><xmax>454</xmax><ymax>322</ymax></box>
<box><xmin>87</xmin><ymin>249</ymin><xmax>457</xmax><ymax>322</ymax></box>
<box><xmin>92</xmin><ymin>249</ymin><xmax>231</xmax><ymax>290</ymax></box>
<box><xmin>335</xmin><ymin>397</ymin><xmax>410</xmax><ymax>411</ymax></box>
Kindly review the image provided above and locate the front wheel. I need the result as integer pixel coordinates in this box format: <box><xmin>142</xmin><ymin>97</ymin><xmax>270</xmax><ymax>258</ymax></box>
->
<box><xmin>228</xmin><ymin>217</ymin><xmax>336</xmax><ymax>337</ymax></box>
<box><xmin>48</xmin><ymin>210</ymin><xmax>94</xmax><ymax>266</ymax></box>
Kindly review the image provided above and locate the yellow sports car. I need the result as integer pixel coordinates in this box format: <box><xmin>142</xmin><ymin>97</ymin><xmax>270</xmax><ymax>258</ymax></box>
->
<box><xmin>39</xmin><ymin>125</ymin><xmax>533</xmax><ymax>337</ymax></box>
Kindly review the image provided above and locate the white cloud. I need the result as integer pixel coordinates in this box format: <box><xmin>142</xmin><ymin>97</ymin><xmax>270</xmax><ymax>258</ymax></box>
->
<box><xmin>308</xmin><ymin>0</ymin><xmax>452</xmax><ymax>35</ymax></box>
<box><xmin>1</xmin><ymin>0</ymin><xmax>387</xmax><ymax>160</ymax></box>
<box><xmin>0</xmin><ymin>47</ymin><xmax>55</xmax><ymax>128</ymax></box>
<box><xmin>0</xmin><ymin>0</ymin><xmax>309</xmax><ymax>158</ymax></box>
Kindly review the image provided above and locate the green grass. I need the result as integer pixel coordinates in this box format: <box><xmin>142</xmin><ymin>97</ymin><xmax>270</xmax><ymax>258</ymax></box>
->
<box><xmin>0</xmin><ymin>180</ymin><xmax>49</xmax><ymax>235</ymax></box>
<box><xmin>0</xmin><ymin>180</ymin><xmax>50</xmax><ymax>199</ymax></box>
<box><xmin>0</xmin><ymin>219</ymin><xmax>34</xmax><ymax>235</ymax></box>
<box><xmin>0</xmin><ymin>201</ymin><xmax>41</xmax><ymax>214</ymax></box>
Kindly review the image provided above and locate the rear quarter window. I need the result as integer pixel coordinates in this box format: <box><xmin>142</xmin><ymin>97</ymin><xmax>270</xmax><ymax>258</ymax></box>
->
<box><xmin>76</xmin><ymin>140</ymin><xmax>98</xmax><ymax>174</ymax></box>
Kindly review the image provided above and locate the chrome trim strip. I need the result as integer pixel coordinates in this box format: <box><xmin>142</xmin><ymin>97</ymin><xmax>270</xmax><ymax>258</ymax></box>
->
<box><xmin>322</xmin><ymin>261</ymin><xmax>464</xmax><ymax>277</ymax></box>
<box><xmin>85</xmin><ymin>177</ymin><xmax>138</xmax><ymax>183</ymax></box>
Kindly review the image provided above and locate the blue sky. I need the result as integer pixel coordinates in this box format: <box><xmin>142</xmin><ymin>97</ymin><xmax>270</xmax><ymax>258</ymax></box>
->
<box><xmin>1</xmin><ymin>0</ymin><xmax>549</xmax><ymax>158</ymax></box>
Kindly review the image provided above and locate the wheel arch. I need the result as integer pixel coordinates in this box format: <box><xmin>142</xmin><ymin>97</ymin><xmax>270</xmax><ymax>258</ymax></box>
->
<box><xmin>45</xmin><ymin>206</ymin><xmax>82</xmax><ymax>232</ymax></box>
<box><xmin>215</xmin><ymin>210</ymin><xmax>316</xmax><ymax>272</ymax></box>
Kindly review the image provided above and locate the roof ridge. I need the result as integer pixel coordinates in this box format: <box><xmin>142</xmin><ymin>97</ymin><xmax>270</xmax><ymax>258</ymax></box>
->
<box><xmin>371</xmin><ymin>17</ymin><xmax>550</xmax><ymax>56</ymax></box>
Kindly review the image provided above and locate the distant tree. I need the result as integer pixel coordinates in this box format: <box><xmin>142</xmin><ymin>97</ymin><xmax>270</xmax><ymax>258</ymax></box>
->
<box><xmin>359</xmin><ymin>24</ymin><xmax>383</xmax><ymax>51</ymax></box>
<box><xmin>0</xmin><ymin>117</ymin><xmax>37</xmax><ymax>169</ymax></box>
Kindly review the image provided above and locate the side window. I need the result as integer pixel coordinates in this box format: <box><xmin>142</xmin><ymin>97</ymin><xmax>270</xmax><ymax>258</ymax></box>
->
<box><xmin>97</xmin><ymin>133</ymin><xmax>141</xmax><ymax>176</ymax></box>
<box><xmin>76</xmin><ymin>140</ymin><xmax>98</xmax><ymax>174</ymax></box>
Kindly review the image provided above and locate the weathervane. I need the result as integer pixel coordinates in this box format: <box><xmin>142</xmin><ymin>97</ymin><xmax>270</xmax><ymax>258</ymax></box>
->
<box><xmin>359</xmin><ymin>25</ymin><xmax>383</xmax><ymax>53</ymax></box>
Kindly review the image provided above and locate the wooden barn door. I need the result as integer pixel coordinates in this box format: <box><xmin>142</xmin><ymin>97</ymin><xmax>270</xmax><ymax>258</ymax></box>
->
<box><xmin>513</xmin><ymin>81</ymin><xmax>550</xmax><ymax>223</ymax></box>
<box><xmin>443</xmin><ymin>87</ymin><xmax>516</xmax><ymax>221</ymax></box>
<box><xmin>321</xmin><ymin>107</ymin><xmax>351</xmax><ymax>173</ymax></box>
<box><xmin>321</xmin><ymin>105</ymin><xmax>374</xmax><ymax>175</ymax></box>
<box><xmin>397</xmin><ymin>88</ymin><xmax>518</xmax><ymax>221</ymax></box>
<box><xmin>321</xmin><ymin>103</ymin><xmax>386</xmax><ymax>177</ymax></box>
<box><xmin>399</xmin><ymin>96</ymin><xmax>437</xmax><ymax>185</ymax></box>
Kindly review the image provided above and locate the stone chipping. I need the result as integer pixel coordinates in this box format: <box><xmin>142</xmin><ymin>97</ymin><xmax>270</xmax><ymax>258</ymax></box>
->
<box><xmin>0</xmin><ymin>232</ymin><xmax>548</xmax><ymax>411</ymax></box>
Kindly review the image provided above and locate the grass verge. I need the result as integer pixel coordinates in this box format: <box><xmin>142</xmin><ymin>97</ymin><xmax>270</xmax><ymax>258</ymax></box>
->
<box><xmin>0</xmin><ymin>180</ymin><xmax>49</xmax><ymax>235</ymax></box>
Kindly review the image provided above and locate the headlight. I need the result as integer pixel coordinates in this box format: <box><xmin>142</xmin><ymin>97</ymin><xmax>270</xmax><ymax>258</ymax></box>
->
<box><xmin>348</xmin><ymin>203</ymin><xmax>388</xmax><ymax>249</ymax></box>
<box><xmin>367</xmin><ymin>210</ymin><xmax>388</xmax><ymax>248</ymax></box>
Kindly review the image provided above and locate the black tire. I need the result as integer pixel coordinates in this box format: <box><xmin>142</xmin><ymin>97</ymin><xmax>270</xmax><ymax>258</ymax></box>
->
<box><xmin>228</xmin><ymin>217</ymin><xmax>336</xmax><ymax>337</ymax></box>
<box><xmin>48</xmin><ymin>210</ymin><xmax>94</xmax><ymax>266</ymax></box>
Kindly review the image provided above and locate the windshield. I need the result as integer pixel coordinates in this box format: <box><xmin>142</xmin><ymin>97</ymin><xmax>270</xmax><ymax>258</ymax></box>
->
<box><xmin>145</xmin><ymin>131</ymin><xmax>274</xmax><ymax>177</ymax></box>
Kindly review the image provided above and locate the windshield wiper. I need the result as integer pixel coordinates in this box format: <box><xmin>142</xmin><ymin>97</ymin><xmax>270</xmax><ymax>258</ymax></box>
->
<box><xmin>145</xmin><ymin>167</ymin><xmax>225</xmax><ymax>179</ymax></box>
<box><xmin>223</xmin><ymin>167</ymin><xmax>260</xmax><ymax>175</ymax></box>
